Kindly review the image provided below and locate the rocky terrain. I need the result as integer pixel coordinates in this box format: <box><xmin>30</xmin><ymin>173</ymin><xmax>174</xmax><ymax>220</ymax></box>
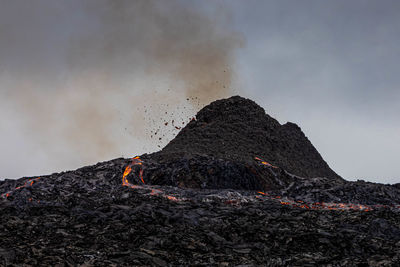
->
<box><xmin>154</xmin><ymin>96</ymin><xmax>340</xmax><ymax>180</ymax></box>
<box><xmin>1</xmin><ymin>96</ymin><xmax>399</xmax><ymax>266</ymax></box>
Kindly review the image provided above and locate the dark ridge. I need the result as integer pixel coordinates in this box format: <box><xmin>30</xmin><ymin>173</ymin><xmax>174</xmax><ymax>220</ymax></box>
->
<box><xmin>1</xmin><ymin>96</ymin><xmax>400</xmax><ymax>266</ymax></box>
<box><xmin>154</xmin><ymin>95</ymin><xmax>341</xmax><ymax>180</ymax></box>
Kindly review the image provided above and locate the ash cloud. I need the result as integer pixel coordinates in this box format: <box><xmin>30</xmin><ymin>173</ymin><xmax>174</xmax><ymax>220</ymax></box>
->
<box><xmin>0</xmin><ymin>0</ymin><xmax>243</xmax><ymax>179</ymax></box>
<box><xmin>71</xmin><ymin>0</ymin><xmax>243</xmax><ymax>104</ymax></box>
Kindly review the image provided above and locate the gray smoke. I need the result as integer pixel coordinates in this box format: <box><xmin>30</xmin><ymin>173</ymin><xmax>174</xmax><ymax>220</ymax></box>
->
<box><xmin>0</xmin><ymin>0</ymin><xmax>243</xmax><ymax>179</ymax></box>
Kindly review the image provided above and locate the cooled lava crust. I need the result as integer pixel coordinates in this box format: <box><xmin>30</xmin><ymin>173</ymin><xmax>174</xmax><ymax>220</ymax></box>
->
<box><xmin>0</xmin><ymin>96</ymin><xmax>399</xmax><ymax>266</ymax></box>
<box><xmin>151</xmin><ymin>96</ymin><xmax>340</xmax><ymax>184</ymax></box>
<box><xmin>138</xmin><ymin>96</ymin><xmax>341</xmax><ymax>191</ymax></box>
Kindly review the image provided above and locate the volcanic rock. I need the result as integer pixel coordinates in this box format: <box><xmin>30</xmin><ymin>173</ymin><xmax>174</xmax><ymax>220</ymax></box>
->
<box><xmin>157</xmin><ymin>96</ymin><xmax>339</xmax><ymax>179</ymax></box>
<box><xmin>0</xmin><ymin>95</ymin><xmax>400</xmax><ymax>266</ymax></box>
<box><xmin>142</xmin><ymin>96</ymin><xmax>340</xmax><ymax>190</ymax></box>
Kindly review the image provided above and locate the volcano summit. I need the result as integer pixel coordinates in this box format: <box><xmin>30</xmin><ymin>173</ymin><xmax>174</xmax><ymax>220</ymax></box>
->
<box><xmin>0</xmin><ymin>96</ymin><xmax>399</xmax><ymax>266</ymax></box>
<box><xmin>157</xmin><ymin>96</ymin><xmax>339</xmax><ymax>179</ymax></box>
<box><xmin>135</xmin><ymin>96</ymin><xmax>342</xmax><ymax>191</ymax></box>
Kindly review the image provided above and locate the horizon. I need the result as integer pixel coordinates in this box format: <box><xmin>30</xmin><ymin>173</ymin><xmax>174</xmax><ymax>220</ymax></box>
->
<box><xmin>1</xmin><ymin>0</ymin><xmax>399</xmax><ymax>184</ymax></box>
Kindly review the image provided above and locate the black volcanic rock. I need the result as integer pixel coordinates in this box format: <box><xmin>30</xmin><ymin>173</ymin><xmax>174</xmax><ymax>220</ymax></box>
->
<box><xmin>0</xmin><ymin>158</ymin><xmax>399</xmax><ymax>266</ymax></box>
<box><xmin>141</xmin><ymin>154</ymin><xmax>294</xmax><ymax>191</ymax></box>
<box><xmin>1</xmin><ymin>96</ymin><xmax>400</xmax><ymax>266</ymax></box>
<box><xmin>153</xmin><ymin>95</ymin><xmax>340</xmax><ymax>180</ymax></box>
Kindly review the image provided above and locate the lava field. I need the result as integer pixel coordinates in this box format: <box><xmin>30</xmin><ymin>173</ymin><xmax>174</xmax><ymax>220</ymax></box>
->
<box><xmin>1</xmin><ymin>96</ymin><xmax>399</xmax><ymax>266</ymax></box>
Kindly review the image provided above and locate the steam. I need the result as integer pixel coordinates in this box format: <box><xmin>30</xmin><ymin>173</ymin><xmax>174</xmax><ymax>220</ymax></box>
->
<box><xmin>0</xmin><ymin>0</ymin><xmax>243</xmax><ymax>178</ymax></box>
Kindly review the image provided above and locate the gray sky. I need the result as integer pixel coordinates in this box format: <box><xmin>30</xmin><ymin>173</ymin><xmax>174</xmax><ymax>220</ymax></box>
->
<box><xmin>0</xmin><ymin>0</ymin><xmax>399</xmax><ymax>184</ymax></box>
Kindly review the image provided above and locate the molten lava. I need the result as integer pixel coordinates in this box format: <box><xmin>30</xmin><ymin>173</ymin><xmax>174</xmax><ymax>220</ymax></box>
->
<box><xmin>121</xmin><ymin>156</ymin><xmax>182</xmax><ymax>202</ymax></box>
<box><xmin>254</xmin><ymin>157</ymin><xmax>278</xmax><ymax>168</ymax></box>
<box><xmin>116</xmin><ymin>155</ymin><xmax>398</xmax><ymax>210</ymax></box>
<box><xmin>255</xmin><ymin>191</ymin><xmax>373</xmax><ymax>211</ymax></box>
<box><xmin>122</xmin><ymin>156</ymin><xmax>145</xmax><ymax>189</ymax></box>
<box><xmin>1</xmin><ymin>177</ymin><xmax>41</xmax><ymax>200</ymax></box>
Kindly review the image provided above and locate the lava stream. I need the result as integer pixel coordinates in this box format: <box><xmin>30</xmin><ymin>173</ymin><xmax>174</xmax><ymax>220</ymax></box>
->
<box><xmin>254</xmin><ymin>156</ymin><xmax>278</xmax><ymax>168</ymax></box>
<box><xmin>122</xmin><ymin>156</ymin><xmax>182</xmax><ymax>202</ymax></box>
<box><xmin>1</xmin><ymin>177</ymin><xmax>41</xmax><ymax>199</ymax></box>
<box><xmin>118</xmin><ymin>156</ymin><xmax>399</xmax><ymax>210</ymax></box>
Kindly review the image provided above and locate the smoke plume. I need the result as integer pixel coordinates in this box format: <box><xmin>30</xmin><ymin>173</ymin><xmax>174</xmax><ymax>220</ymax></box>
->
<box><xmin>0</xmin><ymin>0</ymin><xmax>243</xmax><ymax>178</ymax></box>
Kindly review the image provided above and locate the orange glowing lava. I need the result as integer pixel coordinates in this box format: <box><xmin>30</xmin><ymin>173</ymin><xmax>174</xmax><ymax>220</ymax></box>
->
<box><xmin>1</xmin><ymin>177</ymin><xmax>41</xmax><ymax>200</ymax></box>
<box><xmin>167</xmin><ymin>196</ymin><xmax>179</xmax><ymax>201</ymax></box>
<box><xmin>254</xmin><ymin>157</ymin><xmax>278</xmax><ymax>168</ymax></box>
<box><xmin>257</xmin><ymin>191</ymin><xmax>375</xmax><ymax>211</ymax></box>
<box><xmin>121</xmin><ymin>156</ymin><xmax>182</xmax><ymax>202</ymax></box>
<box><xmin>118</xmin><ymin>155</ymin><xmax>398</xmax><ymax>210</ymax></box>
<box><xmin>122</xmin><ymin>157</ymin><xmax>145</xmax><ymax>189</ymax></box>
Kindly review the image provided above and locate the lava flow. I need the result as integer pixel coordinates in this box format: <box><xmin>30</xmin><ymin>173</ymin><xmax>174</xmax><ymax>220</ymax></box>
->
<box><xmin>122</xmin><ymin>156</ymin><xmax>144</xmax><ymax>189</ymax></box>
<box><xmin>122</xmin><ymin>156</ymin><xmax>182</xmax><ymax>202</ymax></box>
<box><xmin>256</xmin><ymin>192</ymin><xmax>374</xmax><ymax>212</ymax></box>
<box><xmin>120</xmin><ymin>156</ymin><xmax>400</xmax><ymax>210</ymax></box>
<box><xmin>1</xmin><ymin>177</ymin><xmax>41</xmax><ymax>199</ymax></box>
<box><xmin>253</xmin><ymin>157</ymin><xmax>374</xmax><ymax>211</ymax></box>
<box><xmin>254</xmin><ymin>156</ymin><xmax>278</xmax><ymax>168</ymax></box>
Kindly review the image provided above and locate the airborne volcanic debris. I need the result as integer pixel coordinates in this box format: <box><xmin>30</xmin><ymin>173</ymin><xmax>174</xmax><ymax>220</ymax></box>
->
<box><xmin>143</xmin><ymin>96</ymin><xmax>341</xmax><ymax>190</ymax></box>
<box><xmin>155</xmin><ymin>96</ymin><xmax>340</xmax><ymax>179</ymax></box>
<box><xmin>0</xmin><ymin>96</ymin><xmax>399</xmax><ymax>266</ymax></box>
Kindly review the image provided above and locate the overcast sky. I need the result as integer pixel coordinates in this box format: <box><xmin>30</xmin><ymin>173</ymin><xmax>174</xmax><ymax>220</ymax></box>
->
<box><xmin>0</xmin><ymin>0</ymin><xmax>399</xmax><ymax>184</ymax></box>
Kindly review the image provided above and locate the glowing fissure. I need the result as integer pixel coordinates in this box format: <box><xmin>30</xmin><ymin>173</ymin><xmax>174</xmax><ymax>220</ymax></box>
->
<box><xmin>254</xmin><ymin>157</ymin><xmax>278</xmax><ymax>168</ymax></box>
<box><xmin>1</xmin><ymin>156</ymin><xmax>397</xmax><ymax>211</ymax></box>
<box><xmin>255</xmin><ymin>192</ymin><xmax>376</xmax><ymax>211</ymax></box>
<box><xmin>122</xmin><ymin>156</ymin><xmax>182</xmax><ymax>202</ymax></box>
<box><xmin>120</xmin><ymin>156</ymin><xmax>400</xmax><ymax>209</ymax></box>
<box><xmin>122</xmin><ymin>156</ymin><xmax>145</xmax><ymax>189</ymax></box>
<box><xmin>254</xmin><ymin>156</ymin><xmax>374</xmax><ymax>211</ymax></box>
<box><xmin>1</xmin><ymin>177</ymin><xmax>41</xmax><ymax>199</ymax></box>
<box><xmin>254</xmin><ymin>156</ymin><xmax>400</xmax><ymax>211</ymax></box>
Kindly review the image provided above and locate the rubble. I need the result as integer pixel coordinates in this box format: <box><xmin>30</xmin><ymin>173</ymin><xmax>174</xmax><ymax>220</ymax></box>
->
<box><xmin>0</xmin><ymin>96</ymin><xmax>399</xmax><ymax>266</ymax></box>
